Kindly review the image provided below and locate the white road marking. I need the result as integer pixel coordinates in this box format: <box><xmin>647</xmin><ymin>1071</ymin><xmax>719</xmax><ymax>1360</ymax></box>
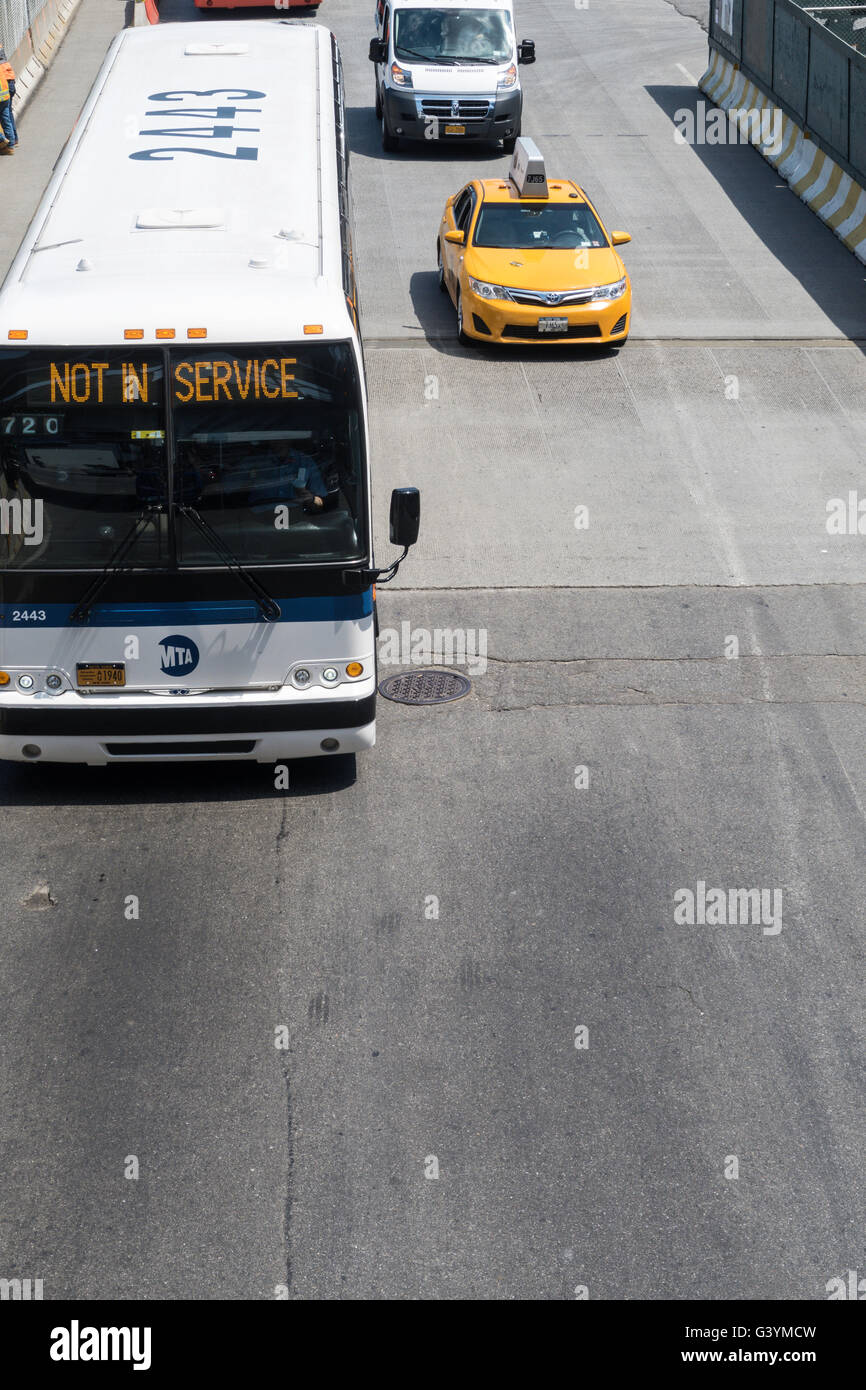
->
<box><xmin>677</xmin><ymin>63</ymin><xmax>699</xmax><ymax>86</ymax></box>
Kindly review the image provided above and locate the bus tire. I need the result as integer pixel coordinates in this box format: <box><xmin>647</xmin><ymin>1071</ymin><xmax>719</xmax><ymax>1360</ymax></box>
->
<box><xmin>381</xmin><ymin>110</ymin><xmax>398</xmax><ymax>153</ymax></box>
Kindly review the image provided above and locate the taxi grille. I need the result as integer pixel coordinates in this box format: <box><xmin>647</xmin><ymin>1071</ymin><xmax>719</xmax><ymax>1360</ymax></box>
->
<box><xmin>420</xmin><ymin>98</ymin><xmax>492</xmax><ymax>123</ymax></box>
<box><xmin>507</xmin><ymin>288</ymin><xmax>596</xmax><ymax>307</ymax></box>
<box><xmin>503</xmin><ymin>323</ymin><xmax>603</xmax><ymax>340</ymax></box>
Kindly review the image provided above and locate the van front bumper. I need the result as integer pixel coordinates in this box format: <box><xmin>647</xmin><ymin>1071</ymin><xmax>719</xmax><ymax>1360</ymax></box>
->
<box><xmin>383</xmin><ymin>87</ymin><xmax>521</xmax><ymax>144</ymax></box>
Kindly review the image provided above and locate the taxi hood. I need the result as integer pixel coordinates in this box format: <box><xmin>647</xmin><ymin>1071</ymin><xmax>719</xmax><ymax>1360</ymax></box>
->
<box><xmin>465</xmin><ymin>244</ymin><xmax>626</xmax><ymax>291</ymax></box>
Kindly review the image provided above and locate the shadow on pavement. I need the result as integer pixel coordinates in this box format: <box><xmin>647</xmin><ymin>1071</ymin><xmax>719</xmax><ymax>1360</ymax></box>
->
<box><xmin>646</xmin><ymin>84</ymin><xmax>866</xmax><ymax>351</ymax></box>
<box><xmin>0</xmin><ymin>753</ymin><xmax>357</xmax><ymax>806</ymax></box>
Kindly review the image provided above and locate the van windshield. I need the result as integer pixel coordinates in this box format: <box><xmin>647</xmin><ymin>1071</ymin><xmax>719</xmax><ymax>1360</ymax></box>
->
<box><xmin>394</xmin><ymin>8</ymin><xmax>513</xmax><ymax>64</ymax></box>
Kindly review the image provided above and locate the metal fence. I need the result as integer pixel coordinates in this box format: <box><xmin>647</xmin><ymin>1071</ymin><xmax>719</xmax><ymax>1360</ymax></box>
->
<box><xmin>708</xmin><ymin>0</ymin><xmax>866</xmax><ymax>185</ymax></box>
<box><xmin>1</xmin><ymin>0</ymin><xmax>37</xmax><ymax>58</ymax></box>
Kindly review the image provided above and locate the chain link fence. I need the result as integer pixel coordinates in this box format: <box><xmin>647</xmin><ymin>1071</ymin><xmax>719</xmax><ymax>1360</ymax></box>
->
<box><xmin>0</xmin><ymin>0</ymin><xmax>37</xmax><ymax>58</ymax></box>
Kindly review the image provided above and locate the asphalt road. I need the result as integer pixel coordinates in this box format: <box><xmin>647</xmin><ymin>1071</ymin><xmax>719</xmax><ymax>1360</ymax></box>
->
<box><xmin>0</xmin><ymin>0</ymin><xmax>865</xmax><ymax>1300</ymax></box>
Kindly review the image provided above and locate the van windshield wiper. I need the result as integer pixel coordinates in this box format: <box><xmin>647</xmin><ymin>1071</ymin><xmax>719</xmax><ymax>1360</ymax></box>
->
<box><xmin>178</xmin><ymin>504</ymin><xmax>281</xmax><ymax>623</ymax></box>
<box><xmin>70</xmin><ymin>509</ymin><xmax>159</xmax><ymax>625</ymax></box>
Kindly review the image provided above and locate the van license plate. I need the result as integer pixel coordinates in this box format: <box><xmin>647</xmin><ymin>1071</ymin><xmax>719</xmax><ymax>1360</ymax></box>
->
<box><xmin>444</xmin><ymin>123</ymin><xmax>465</xmax><ymax>136</ymax></box>
<box><xmin>77</xmin><ymin>663</ymin><xmax>126</xmax><ymax>687</ymax></box>
<box><xmin>538</xmin><ymin>317</ymin><xmax>569</xmax><ymax>333</ymax></box>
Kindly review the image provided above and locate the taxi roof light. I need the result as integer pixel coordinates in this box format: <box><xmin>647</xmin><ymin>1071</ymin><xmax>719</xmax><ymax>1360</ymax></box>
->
<box><xmin>508</xmin><ymin>137</ymin><xmax>549</xmax><ymax>199</ymax></box>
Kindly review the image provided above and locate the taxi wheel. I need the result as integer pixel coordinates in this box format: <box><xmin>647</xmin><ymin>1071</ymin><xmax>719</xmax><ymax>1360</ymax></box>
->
<box><xmin>437</xmin><ymin>243</ymin><xmax>448</xmax><ymax>293</ymax></box>
<box><xmin>456</xmin><ymin>292</ymin><xmax>472</xmax><ymax>347</ymax></box>
<box><xmin>381</xmin><ymin>110</ymin><xmax>398</xmax><ymax>153</ymax></box>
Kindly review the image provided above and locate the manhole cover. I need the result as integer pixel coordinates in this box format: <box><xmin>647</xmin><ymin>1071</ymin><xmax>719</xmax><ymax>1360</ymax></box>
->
<box><xmin>378</xmin><ymin>669</ymin><xmax>472</xmax><ymax>705</ymax></box>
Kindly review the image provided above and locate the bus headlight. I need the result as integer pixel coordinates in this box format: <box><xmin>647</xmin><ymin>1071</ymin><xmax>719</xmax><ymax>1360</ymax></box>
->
<box><xmin>17</xmin><ymin>674</ymin><xmax>35</xmax><ymax>691</ymax></box>
<box><xmin>468</xmin><ymin>276</ymin><xmax>508</xmax><ymax>301</ymax></box>
<box><xmin>45</xmin><ymin>673</ymin><xmax>63</xmax><ymax>690</ymax></box>
<box><xmin>322</xmin><ymin>668</ymin><xmax>339</xmax><ymax>684</ymax></box>
<box><xmin>294</xmin><ymin>668</ymin><xmax>312</xmax><ymax>687</ymax></box>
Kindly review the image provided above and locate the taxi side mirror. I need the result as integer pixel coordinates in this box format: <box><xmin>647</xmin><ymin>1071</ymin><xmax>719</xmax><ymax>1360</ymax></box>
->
<box><xmin>390</xmin><ymin>488</ymin><xmax>420</xmax><ymax>549</ymax></box>
<box><xmin>369</xmin><ymin>38</ymin><xmax>387</xmax><ymax>63</ymax></box>
<box><xmin>518</xmin><ymin>40</ymin><xmax>536</xmax><ymax>64</ymax></box>
<box><xmin>611</xmin><ymin>230</ymin><xmax>632</xmax><ymax>245</ymax></box>
<box><xmin>444</xmin><ymin>229</ymin><xmax>465</xmax><ymax>245</ymax></box>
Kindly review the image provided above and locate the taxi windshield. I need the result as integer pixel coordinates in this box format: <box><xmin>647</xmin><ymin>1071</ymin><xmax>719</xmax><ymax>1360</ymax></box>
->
<box><xmin>394</xmin><ymin>8</ymin><xmax>513</xmax><ymax>63</ymax></box>
<box><xmin>473</xmin><ymin>202</ymin><xmax>609</xmax><ymax>251</ymax></box>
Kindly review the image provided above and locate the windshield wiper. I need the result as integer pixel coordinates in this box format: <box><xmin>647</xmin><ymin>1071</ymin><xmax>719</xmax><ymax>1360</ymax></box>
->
<box><xmin>71</xmin><ymin>509</ymin><xmax>159</xmax><ymax>625</ymax></box>
<box><xmin>178</xmin><ymin>504</ymin><xmax>281</xmax><ymax>623</ymax></box>
<box><xmin>394</xmin><ymin>47</ymin><xmax>443</xmax><ymax>62</ymax></box>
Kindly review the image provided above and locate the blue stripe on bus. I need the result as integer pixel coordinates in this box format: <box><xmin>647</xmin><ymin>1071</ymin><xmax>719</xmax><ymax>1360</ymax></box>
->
<box><xmin>0</xmin><ymin>592</ymin><xmax>373</xmax><ymax>627</ymax></box>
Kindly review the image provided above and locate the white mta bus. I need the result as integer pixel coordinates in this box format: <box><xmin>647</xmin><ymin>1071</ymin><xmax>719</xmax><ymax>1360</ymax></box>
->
<box><xmin>0</xmin><ymin>21</ymin><xmax>419</xmax><ymax>765</ymax></box>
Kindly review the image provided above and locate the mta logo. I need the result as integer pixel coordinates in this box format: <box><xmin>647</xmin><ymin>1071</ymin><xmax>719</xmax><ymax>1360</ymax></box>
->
<box><xmin>158</xmin><ymin>634</ymin><xmax>199</xmax><ymax>677</ymax></box>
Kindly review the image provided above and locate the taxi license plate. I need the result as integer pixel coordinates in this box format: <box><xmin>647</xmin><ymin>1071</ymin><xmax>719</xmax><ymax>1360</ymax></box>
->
<box><xmin>77</xmin><ymin>663</ymin><xmax>126</xmax><ymax>688</ymax></box>
<box><xmin>538</xmin><ymin>317</ymin><xmax>569</xmax><ymax>333</ymax></box>
<box><xmin>444</xmin><ymin>123</ymin><xmax>465</xmax><ymax>135</ymax></box>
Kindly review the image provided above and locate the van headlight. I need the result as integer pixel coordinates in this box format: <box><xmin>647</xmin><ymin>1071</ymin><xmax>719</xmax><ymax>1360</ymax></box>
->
<box><xmin>468</xmin><ymin>276</ymin><xmax>508</xmax><ymax>301</ymax></box>
<box><xmin>590</xmin><ymin>277</ymin><xmax>628</xmax><ymax>302</ymax></box>
<box><xmin>390</xmin><ymin>62</ymin><xmax>413</xmax><ymax>88</ymax></box>
<box><xmin>498</xmin><ymin>63</ymin><xmax>518</xmax><ymax>89</ymax></box>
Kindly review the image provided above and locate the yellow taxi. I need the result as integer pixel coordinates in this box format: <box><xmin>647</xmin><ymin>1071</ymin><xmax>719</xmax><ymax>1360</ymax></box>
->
<box><xmin>437</xmin><ymin>139</ymin><xmax>632</xmax><ymax>347</ymax></box>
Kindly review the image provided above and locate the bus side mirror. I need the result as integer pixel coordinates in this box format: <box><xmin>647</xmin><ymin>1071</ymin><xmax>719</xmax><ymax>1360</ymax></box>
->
<box><xmin>390</xmin><ymin>487</ymin><xmax>420</xmax><ymax>548</ymax></box>
<box><xmin>369</xmin><ymin>38</ymin><xmax>387</xmax><ymax>63</ymax></box>
<box><xmin>518</xmin><ymin>40</ymin><xmax>536</xmax><ymax>65</ymax></box>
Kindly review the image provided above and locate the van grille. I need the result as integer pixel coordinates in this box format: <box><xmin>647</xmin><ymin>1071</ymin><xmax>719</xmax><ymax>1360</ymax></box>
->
<box><xmin>420</xmin><ymin>99</ymin><xmax>492</xmax><ymax>123</ymax></box>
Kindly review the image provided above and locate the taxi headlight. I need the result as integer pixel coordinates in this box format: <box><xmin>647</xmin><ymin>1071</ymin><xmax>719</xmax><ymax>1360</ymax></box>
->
<box><xmin>590</xmin><ymin>277</ymin><xmax>628</xmax><ymax>302</ymax></box>
<box><xmin>497</xmin><ymin>63</ymin><xmax>518</xmax><ymax>89</ymax></box>
<box><xmin>390</xmin><ymin>62</ymin><xmax>413</xmax><ymax>88</ymax></box>
<box><xmin>468</xmin><ymin>276</ymin><xmax>508</xmax><ymax>301</ymax></box>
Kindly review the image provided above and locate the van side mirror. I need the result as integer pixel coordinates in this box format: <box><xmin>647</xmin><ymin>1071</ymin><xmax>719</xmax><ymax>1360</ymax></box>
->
<box><xmin>390</xmin><ymin>487</ymin><xmax>420</xmax><ymax>548</ymax></box>
<box><xmin>444</xmin><ymin>229</ymin><xmax>465</xmax><ymax>245</ymax></box>
<box><xmin>518</xmin><ymin>40</ymin><xmax>536</xmax><ymax>65</ymax></box>
<box><xmin>611</xmin><ymin>230</ymin><xmax>632</xmax><ymax>245</ymax></box>
<box><xmin>369</xmin><ymin>38</ymin><xmax>387</xmax><ymax>63</ymax></box>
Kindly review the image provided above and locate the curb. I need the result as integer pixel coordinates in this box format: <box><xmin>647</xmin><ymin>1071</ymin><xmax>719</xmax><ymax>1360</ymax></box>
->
<box><xmin>10</xmin><ymin>0</ymin><xmax>88</xmax><ymax>122</ymax></box>
<box><xmin>699</xmin><ymin>51</ymin><xmax>866</xmax><ymax>267</ymax></box>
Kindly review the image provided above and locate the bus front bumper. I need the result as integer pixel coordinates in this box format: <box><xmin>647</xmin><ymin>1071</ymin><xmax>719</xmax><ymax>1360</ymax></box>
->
<box><xmin>0</xmin><ymin>689</ymin><xmax>376</xmax><ymax>763</ymax></box>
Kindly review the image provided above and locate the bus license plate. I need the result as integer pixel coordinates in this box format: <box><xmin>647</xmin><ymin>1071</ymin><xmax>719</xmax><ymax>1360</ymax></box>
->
<box><xmin>445</xmin><ymin>123</ymin><xmax>465</xmax><ymax>136</ymax></box>
<box><xmin>77</xmin><ymin>663</ymin><xmax>126</xmax><ymax>688</ymax></box>
<box><xmin>538</xmin><ymin>317</ymin><xmax>569</xmax><ymax>333</ymax></box>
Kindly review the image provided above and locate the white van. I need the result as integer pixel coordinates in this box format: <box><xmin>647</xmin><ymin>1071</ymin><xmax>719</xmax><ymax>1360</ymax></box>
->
<box><xmin>369</xmin><ymin>0</ymin><xmax>535</xmax><ymax>153</ymax></box>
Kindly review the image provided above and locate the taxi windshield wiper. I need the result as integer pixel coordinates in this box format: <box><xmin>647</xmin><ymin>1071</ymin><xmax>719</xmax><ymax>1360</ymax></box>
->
<box><xmin>178</xmin><ymin>504</ymin><xmax>281</xmax><ymax>624</ymax></box>
<box><xmin>70</xmin><ymin>509</ymin><xmax>159</xmax><ymax>625</ymax></box>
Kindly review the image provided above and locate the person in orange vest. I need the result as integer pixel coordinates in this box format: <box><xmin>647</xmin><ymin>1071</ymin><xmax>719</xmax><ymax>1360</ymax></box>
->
<box><xmin>0</xmin><ymin>47</ymin><xmax>18</xmax><ymax>153</ymax></box>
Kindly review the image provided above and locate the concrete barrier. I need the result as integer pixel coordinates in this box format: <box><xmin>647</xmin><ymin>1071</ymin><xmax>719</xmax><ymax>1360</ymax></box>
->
<box><xmin>699</xmin><ymin>51</ymin><xmax>866</xmax><ymax>266</ymax></box>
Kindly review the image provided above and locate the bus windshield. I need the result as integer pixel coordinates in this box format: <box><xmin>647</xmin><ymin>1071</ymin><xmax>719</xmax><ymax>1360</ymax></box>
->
<box><xmin>0</xmin><ymin>343</ymin><xmax>366</xmax><ymax>570</ymax></box>
<box><xmin>394</xmin><ymin>8</ymin><xmax>513</xmax><ymax>64</ymax></box>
